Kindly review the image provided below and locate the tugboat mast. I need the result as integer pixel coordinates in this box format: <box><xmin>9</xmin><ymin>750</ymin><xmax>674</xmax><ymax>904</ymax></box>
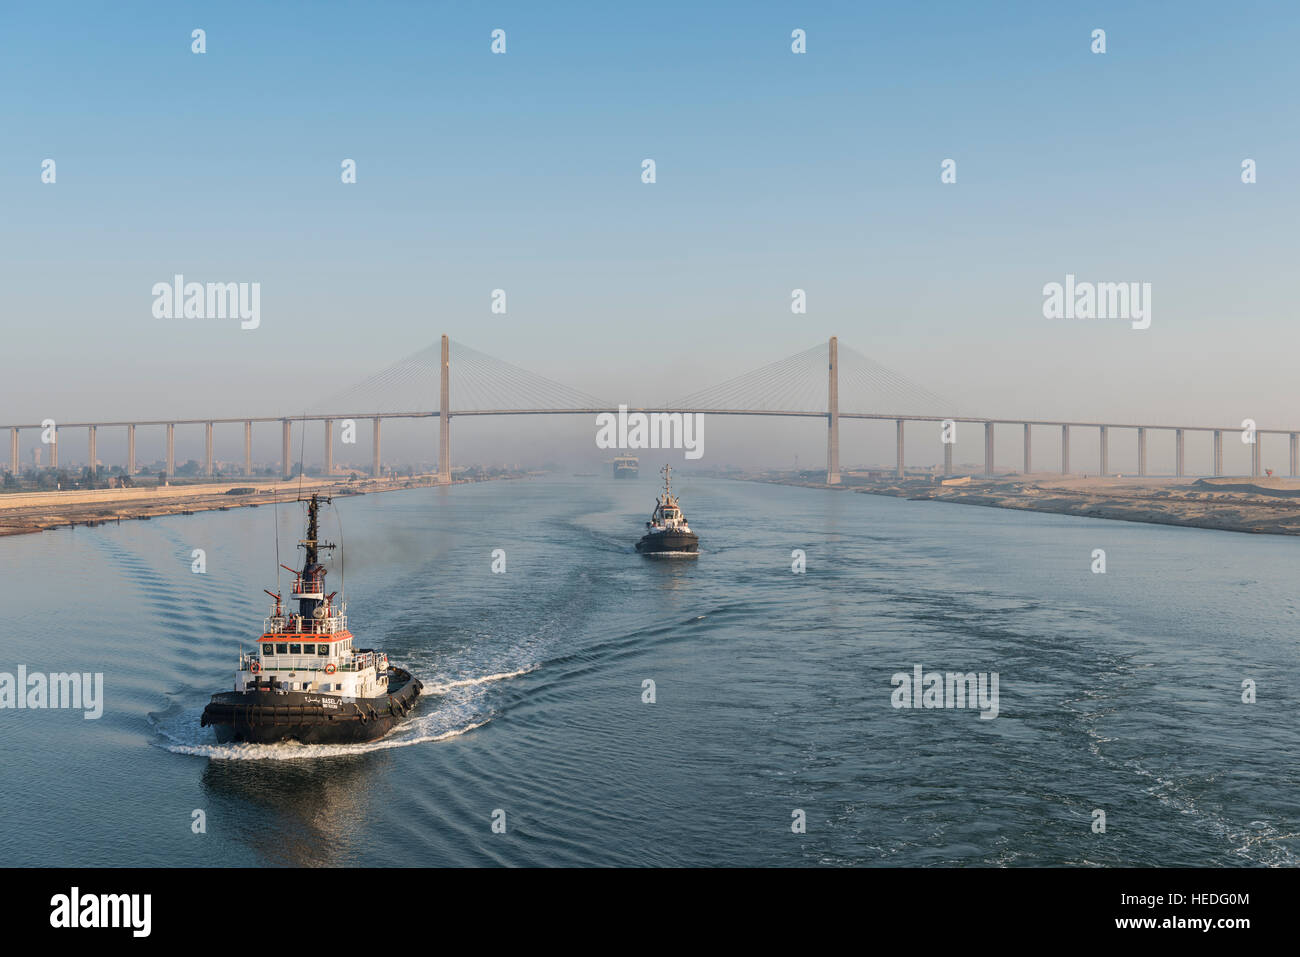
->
<box><xmin>298</xmin><ymin>493</ymin><xmax>335</xmax><ymax>567</ymax></box>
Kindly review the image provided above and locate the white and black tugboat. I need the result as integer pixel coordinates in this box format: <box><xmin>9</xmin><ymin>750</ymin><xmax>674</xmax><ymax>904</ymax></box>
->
<box><xmin>635</xmin><ymin>466</ymin><xmax>700</xmax><ymax>556</ymax></box>
<box><xmin>201</xmin><ymin>493</ymin><xmax>422</xmax><ymax>744</ymax></box>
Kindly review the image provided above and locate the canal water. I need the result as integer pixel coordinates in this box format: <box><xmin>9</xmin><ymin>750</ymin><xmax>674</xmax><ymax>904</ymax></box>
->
<box><xmin>1</xmin><ymin>476</ymin><xmax>1296</xmax><ymax>866</ymax></box>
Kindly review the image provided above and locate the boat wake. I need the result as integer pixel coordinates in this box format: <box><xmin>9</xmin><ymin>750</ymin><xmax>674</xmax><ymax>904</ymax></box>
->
<box><xmin>420</xmin><ymin>665</ymin><xmax>538</xmax><ymax>695</ymax></box>
<box><xmin>152</xmin><ymin>664</ymin><xmax>536</xmax><ymax>761</ymax></box>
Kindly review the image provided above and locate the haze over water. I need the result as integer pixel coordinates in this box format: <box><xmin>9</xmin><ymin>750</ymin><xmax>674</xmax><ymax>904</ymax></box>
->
<box><xmin>1</xmin><ymin>477</ymin><xmax>1296</xmax><ymax>866</ymax></box>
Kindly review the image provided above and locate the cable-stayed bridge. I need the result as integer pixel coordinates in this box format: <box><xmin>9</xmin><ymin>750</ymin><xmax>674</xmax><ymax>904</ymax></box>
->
<box><xmin>1</xmin><ymin>336</ymin><xmax>1291</xmax><ymax>482</ymax></box>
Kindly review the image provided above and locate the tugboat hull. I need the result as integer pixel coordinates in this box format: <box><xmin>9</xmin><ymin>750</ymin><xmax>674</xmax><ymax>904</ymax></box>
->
<box><xmin>636</xmin><ymin>530</ymin><xmax>700</xmax><ymax>555</ymax></box>
<box><xmin>201</xmin><ymin>668</ymin><xmax>423</xmax><ymax>745</ymax></box>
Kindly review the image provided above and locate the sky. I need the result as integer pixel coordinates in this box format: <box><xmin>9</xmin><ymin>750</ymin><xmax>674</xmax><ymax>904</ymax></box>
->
<box><xmin>2</xmin><ymin>1</ymin><xmax>1298</xmax><ymax>471</ymax></box>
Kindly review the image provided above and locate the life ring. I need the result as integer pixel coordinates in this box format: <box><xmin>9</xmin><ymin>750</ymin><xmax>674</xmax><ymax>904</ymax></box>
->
<box><xmin>250</xmin><ymin>661</ymin><xmax>260</xmax><ymax>673</ymax></box>
<box><xmin>324</xmin><ymin>663</ymin><xmax>337</xmax><ymax>674</ymax></box>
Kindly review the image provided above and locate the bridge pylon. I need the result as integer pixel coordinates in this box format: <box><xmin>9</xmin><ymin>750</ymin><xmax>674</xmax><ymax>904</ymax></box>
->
<box><xmin>438</xmin><ymin>334</ymin><xmax>451</xmax><ymax>483</ymax></box>
<box><xmin>826</xmin><ymin>337</ymin><xmax>840</xmax><ymax>485</ymax></box>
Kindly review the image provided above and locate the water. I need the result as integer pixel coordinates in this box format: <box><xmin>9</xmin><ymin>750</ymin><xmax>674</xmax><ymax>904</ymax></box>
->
<box><xmin>1</xmin><ymin>476</ymin><xmax>1297</xmax><ymax>867</ymax></box>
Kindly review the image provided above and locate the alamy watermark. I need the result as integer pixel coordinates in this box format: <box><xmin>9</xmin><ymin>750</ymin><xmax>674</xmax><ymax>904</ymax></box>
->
<box><xmin>1</xmin><ymin>667</ymin><xmax>103</xmax><ymax>719</ymax></box>
<box><xmin>891</xmin><ymin>665</ymin><xmax>999</xmax><ymax>719</ymax></box>
<box><xmin>1042</xmin><ymin>274</ymin><xmax>1151</xmax><ymax>330</ymax></box>
<box><xmin>595</xmin><ymin>405</ymin><xmax>704</xmax><ymax>459</ymax></box>
<box><xmin>152</xmin><ymin>274</ymin><xmax>260</xmax><ymax>329</ymax></box>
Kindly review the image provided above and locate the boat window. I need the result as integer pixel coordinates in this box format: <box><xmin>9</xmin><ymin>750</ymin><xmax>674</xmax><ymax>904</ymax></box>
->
<box><xmin>289</xmin><ymin>643</ymin><xmax>302</xmax><ymax>655</ymax></box>
<box><xmin>318</xmin><ymin>645</ymin><xmax>330</xmax><ymax>656</ymax></box>
<box><xmin>303</xmin><ymin>644</ymin><xmax>315</xmax><ymax>655</ymax></box>
<box><xmin>275</xmin><ymin>643</ymin><xmax>288</xmax><ymax>655</ymax></box>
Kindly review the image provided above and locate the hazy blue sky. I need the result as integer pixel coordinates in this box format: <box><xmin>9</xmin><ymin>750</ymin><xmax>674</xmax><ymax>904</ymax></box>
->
<box><xmin>2</xmin><ymin>1</ymin><xmax>1297</xmax><ymax>470</ymax></box>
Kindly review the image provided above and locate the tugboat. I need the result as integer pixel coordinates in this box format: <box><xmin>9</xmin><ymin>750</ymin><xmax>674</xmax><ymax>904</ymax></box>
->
<box><xmin>635</xmin><ymin>466</ymin><xmax>700</xmax><ymax>556</ymax></box>
<box><xmin>201</xmin><ymin>493</ymin><xmax>422</xmax><ymax>744</ymax></box>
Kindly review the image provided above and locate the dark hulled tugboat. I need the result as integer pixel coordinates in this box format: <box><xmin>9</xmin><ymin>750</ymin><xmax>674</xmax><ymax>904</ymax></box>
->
<box><xmin>635</xmin><ymin>466</ymin><xmax>700</xmax><ymax>556</ymax></box>
<box><xmin>201</xmin><ymin>493</ymin><xmax>422</xmax><ymax>744</ymax></box>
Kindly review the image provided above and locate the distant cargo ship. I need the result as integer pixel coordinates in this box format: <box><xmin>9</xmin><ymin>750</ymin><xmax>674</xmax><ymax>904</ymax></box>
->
<box><xmin>614</xmin><ymin>455</ymin><xmax>639</xmax><ymax>479</ymax></box>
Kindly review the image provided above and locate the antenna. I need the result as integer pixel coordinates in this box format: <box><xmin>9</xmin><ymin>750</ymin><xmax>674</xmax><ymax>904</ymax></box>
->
<box><xmin>330</xmin><ymin>504</ymin><xmax>340</xmax><ymax>600</ymax></box>
<box><xmin>273</xmin><ymin>474</ymin><xmax>281</xmax><ymax>592</ymax></box>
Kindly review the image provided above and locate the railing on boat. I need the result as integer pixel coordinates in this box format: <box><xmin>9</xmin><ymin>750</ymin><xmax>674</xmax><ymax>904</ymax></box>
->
<box><xmin>262</xmin><ymin>615</ymin><xmax>348</xmax><ymax>634</ymax></box>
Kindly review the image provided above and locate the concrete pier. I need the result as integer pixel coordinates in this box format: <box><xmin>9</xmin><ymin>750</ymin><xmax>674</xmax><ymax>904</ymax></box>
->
<box><xmin>895</xmin><ymin>418</ymin><xmax>904</xmax><ymax>477</ymax></box>
<box><xmin>1099</xmin><ymin>426</ymin><xmax>1108</xmax><ymax>476</ymax></box>
<box><xmin>1061</xmin><ymin>425</ymin><xmax>1069</xmax><ymax>474</ymax></box>
<box><xmin>244</xmin><ymin>421</ymin><xmax>252</xmax><ymax>477</ymax></box>
<box><xmin>127</xmin><ymin>424</ymin><xmax>136</xmax><ymax>475</ymax></box>
<box><xmin>372</xmin><ymin>417</ymin><xmax>382</xmax><ymax>478</ymax></box>
<box><xmin>439</xmin><ymin>336</ymin><xmax>452</xmax><ymax>484</ymax></box>
<box><xmin>826</xmin><ymin>337</ymin><xmax>840</xmax><ymax>485</ymax></box>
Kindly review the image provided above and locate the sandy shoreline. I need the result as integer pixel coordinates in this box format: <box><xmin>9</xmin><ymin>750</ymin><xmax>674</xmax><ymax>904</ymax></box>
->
<box><xmin>746</xmin><ymin>474</ymin><xmax>1300</xmax><ymax>536</ymax></box>
<box><xmin>0</xmin><ymin>474</ymin><xmax>507</xmax><ymax>538</ymax></box>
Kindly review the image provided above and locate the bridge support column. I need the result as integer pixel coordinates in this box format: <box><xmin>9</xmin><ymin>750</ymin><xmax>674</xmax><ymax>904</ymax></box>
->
<box><xmin>1212</xmin><ymin>430</ymin><xmax>1222</xmax><ymax>475</ymax></box>
<box><xmin>1061</xmin><ymin>425</ymin><xmax>1069</xmax><ymax>474</ymax></box>
<box><xmin>1252</xmin><ymin>434</ymin><xmax>1261</xmax><ymax>476</ymax></box>
<box><xmin>48</xmin><ymin>426</ymin><xmax>57</xmax><ymax>470</ymax></box>
<box><xmin>943</xmin><ymin>430</ymin><xmax>952</xmax><ymax>475</ymax></box>
<box><xmin>826</xmin><ymin>337</ymin><xmax>840</xmax><ymax>485</ymax></box>
<box><xmin>244</xmin><ymin>421</ymin><xmax>252</xmax><ymax>476</ymax></box>
<box><xmin>165</xmin><ymin>423</ymin><xmax>174</xmax><ymax>479</ymax></box>
<box><xmin>205</xmin><ymin>421</ymin><xmax>214</xmax><ymax>476</ymax></box>
<box><xmin>1023</xmin><ymin>423</ymin><xmax>1031</xmax><ymax>474</ymax></box>
<box><xmin>895</xmin><ymin>419</ymin><xmax>904</xmax><ymax>478</ymax></box>
<box><xmin>324</xmin><ymin>419</ymin><xmax>334</xmax><ymax>475</ymax></box>
<box><xmin>1291</xmin><ymin>433</ymin><xmax>1298</xmax><ymax>477</ymax></box>
<box><xmin>127</xmin><ymin>424</ymin><xmax>136</xmax><ymax>475</ymax></box>
<box><xmin>10</xmin><ymin>428</ymin><xmax>18</xmax><ymax>476</ymax></box>
<box><xmin>439</xmin><ymin>335</ymin><xmax>452</xmax><ymax>484</ymax></box>
<box><xmin>1099</xmin><ymin>426</ymin><xmax>1108</xmax><ymax>476</ymax></box>
<box><xmin>282</xmin><ymin>419</ymin><xmax>292</xmax><ymax>478</ymax></box>
<box><xmin>1137</xmin><ymin>427</ymin><xmax>1147</xmax><ymax>477</ymax></box>
<box><xmin>984</xmin><ymin>422</ymin><xmax>994</xmax><ymax>477</ymax></box>
<box><xmin>372</xmin><ymin>417</ymin><xmax>382</xmax><ymax>478</ymax></box>
<box><xmin>1176</xmin><ymin>429</ymin><xmax>1185</xmax><ymax>477</ymax></box>
<box><xmin>87</xmin><ymin>426</ymin><xmax>97</xmax><ymax>478</ymax></box>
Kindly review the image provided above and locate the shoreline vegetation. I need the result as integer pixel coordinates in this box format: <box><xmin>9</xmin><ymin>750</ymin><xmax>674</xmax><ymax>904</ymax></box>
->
<box><xmin>743</xmin><ymin>473</ymin><xmax>1300</xmax><ymax>536</ymax></box>
<box><xmin>0</xmin><ymin>471</ymin><xmax>532</xmax><ymax>538</ymax></box>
